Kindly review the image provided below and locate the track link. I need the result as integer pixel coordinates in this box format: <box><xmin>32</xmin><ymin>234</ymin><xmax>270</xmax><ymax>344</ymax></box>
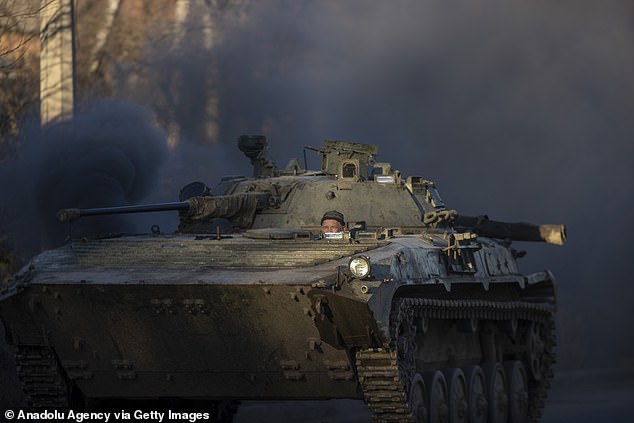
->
<box><xmin>356</xmin><ymin>349</ymin><xmax>412</xmax><ymax>423</ymax></box>
<box><xmin>356</xmin><ymin>297</ymin><xmax>556</xmax><ymax>423</ymax></box>
<box><xmin>15</xmin><ymin>344</ymin><xmax>70</xmax><ymax>409</ymax></box>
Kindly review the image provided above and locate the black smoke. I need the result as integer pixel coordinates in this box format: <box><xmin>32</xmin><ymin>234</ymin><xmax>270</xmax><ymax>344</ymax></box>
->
<box><xmin>0</xmin><ymin>99</ymin><xmax>168</xmax><ymax>256</ymax></box>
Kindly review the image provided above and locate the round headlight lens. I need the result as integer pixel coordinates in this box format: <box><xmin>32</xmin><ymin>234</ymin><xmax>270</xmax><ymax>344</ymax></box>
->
<box><xmin>349</xmin><ymin>256</ymin><xmax>371</xmax><ymax>279</ymax></box>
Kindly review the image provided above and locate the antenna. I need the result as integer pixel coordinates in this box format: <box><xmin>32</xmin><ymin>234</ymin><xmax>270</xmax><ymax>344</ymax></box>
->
<box><xmin>303</xmin><ymin>145</ymin><xmax>323</xmax><ymax>171</ymax></box>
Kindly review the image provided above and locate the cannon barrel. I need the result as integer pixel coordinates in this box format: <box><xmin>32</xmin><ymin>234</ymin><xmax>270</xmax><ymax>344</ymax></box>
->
<box><xmin>56</xmin><ymin>202</ymin><xmax>190</xmax><ymax>223</ymax></box>
<box><xmin>454</xmin><ymin>215</ymin><xmax>566</xmax><ymax>246</ymax></box>
<box><xmin>57</xmin><ymin>192</ymin><xmax>270</xmax><ymax>225</ymax></box>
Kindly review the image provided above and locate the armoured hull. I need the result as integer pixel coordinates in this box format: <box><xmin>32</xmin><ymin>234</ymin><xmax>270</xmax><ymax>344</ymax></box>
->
<box><xmin>2</xmin><ymin>284</ymin><xmax>364</xmax><ymax>401</ymax></box>
<box><xmin>1</xmin><ymin>231</ymin><xmax>556</xmax><ymax>420</ymax></box>
<box><xmin>0</xmin><ymin>234</ymin><xmax>382</xmax><ymax>404</ymax></box>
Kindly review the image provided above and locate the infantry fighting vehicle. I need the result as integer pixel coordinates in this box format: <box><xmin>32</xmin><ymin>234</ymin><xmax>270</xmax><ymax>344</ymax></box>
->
<box><xmin>0</xmin><ymin>137</ymin><xmax>565</xmax><ymax>422</ymax></box>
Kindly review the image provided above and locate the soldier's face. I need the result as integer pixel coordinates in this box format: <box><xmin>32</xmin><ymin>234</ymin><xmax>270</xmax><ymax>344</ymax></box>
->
<box><xmin>321</xmin><ymin>219</ymin><xmax>344</xmax><ymax>233</ymax></box>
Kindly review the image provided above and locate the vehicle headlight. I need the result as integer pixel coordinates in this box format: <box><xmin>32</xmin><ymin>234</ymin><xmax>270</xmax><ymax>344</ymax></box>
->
<box><xmin>349</xmin><ymin>256</ymin><xmax>371</xmax><ymax>279</ymax></box>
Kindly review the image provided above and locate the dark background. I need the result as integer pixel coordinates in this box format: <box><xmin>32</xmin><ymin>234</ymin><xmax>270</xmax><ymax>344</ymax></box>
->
<box><xmin>1</xmin><ymin>0</ymin><xmax>633</xmax><ymax>415</ymax></box>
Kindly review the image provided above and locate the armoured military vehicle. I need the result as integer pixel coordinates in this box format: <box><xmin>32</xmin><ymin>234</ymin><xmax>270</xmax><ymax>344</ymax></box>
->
<box><xmin>0</xmin><ymin>137</ymin><xmax>564</xmax><ymax>422</ymax></box>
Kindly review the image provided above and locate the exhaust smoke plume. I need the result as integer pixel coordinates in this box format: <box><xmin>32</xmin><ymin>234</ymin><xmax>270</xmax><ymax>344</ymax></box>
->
<box><xmin>0</xmin><ymin>99</ymin><xmax>167</xmax><ymax>256</ymax></box>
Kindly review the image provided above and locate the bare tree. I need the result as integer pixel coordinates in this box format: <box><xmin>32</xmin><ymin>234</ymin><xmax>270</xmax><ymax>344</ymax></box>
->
<box><xmin>0</xmin><ymin>1</ymin><xmax>39</xmax><ymax>70</ymax></box>
<box><xmin>0</xmin><ymin>0</ymin><xmax>40</xmax><ymax>151</ymax></box>
<box><xmin>89</xmin><ymin>0</ymin><xmax>121</xmax><ymax>73</ymax></box>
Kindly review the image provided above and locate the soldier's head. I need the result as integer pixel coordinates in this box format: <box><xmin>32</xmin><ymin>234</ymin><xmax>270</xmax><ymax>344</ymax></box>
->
<box><xmin>321</xmin><ymin>210</ymin><xmax>345</xmax><ymax>233</ymax></box>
